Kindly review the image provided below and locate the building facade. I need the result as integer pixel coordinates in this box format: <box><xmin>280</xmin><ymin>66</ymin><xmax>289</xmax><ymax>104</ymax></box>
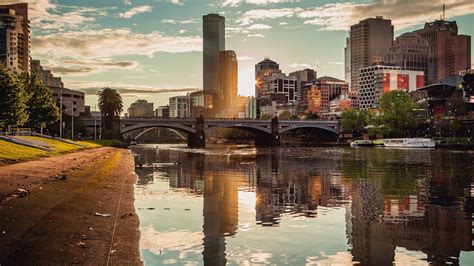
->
<box><xmin>313</xmin><ymin>76</ymin><xmax>349</xmax><ymax>113</ymax></box>
<box><xmin>260</xmin><ymin>72</ymin><xmax>299</xmax><ymax>105</ymax></box>
<box><xmin>358</xmin><ymin>65</ymin><xmax>424</xmax><ymax>110</ymax></box>
<box><xmin>414</xmin><ymin>20</ymin><xmax>471</xmax><ymax>84</ymax></box>
<box><xmin>290</xmin><ymin>68</ymin><xmax>316</xmax><ymax>113</ymax></box>
<box><xmin>128</xmin><ymin>99</ymin><xmax>154</xmax><ymax>117</ymax></box>
<box><xmin>169</xmin><ymin>96</ymin><xmax>190</xmax><ymax>118</ymax></box>
<box><xmin>350</xmin><ymin>17</ymin><xmax>394</xmax><ymax>93</ymax></box>
<box><xmin>0</xmin><ymin>3</ymin><xmax>30</xmax><ymax>73</ymax></box>
<box><xmin>220</xmin><ymin>50</ymin><xmax>238</xmax><ymax>109</ymax></box>
<box><xmin>384</xmin><ymin>32</ymin><xmax>431</xmax><ymax>84</ymax></box>
<box><xmin>255</xmin><ymin>58</ymin><xmax>281</xmax><ymax>118</ymax></box>
<box><xmin>155</xmin><ymin>105</ymin><xmax>170</xmax><ymax>118</ymax></box>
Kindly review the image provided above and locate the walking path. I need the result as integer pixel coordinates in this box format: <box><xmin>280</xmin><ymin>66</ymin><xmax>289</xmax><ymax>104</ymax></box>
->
<box><xmin>0</xmin><ymin>147</ymin><xmax>141</xmax><ymax>265</ymax></box>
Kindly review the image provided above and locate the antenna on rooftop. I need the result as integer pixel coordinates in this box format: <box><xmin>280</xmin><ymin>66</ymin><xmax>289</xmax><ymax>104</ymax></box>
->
<box><xmin>442</xmin><ymin>4</ymin><xmax>446</xmax><ymax>20</ymax></box>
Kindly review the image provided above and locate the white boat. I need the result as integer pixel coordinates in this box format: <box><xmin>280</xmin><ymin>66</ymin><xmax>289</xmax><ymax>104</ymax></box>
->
<box><xmin>383</xmin><ymin>138</ymin><xmax>435</xmax><ymax>148</ymax></box>
<box><xmin>350</xmin><ymin>140</ymin><xmax>374</xmax><ymax>147</ymax></box>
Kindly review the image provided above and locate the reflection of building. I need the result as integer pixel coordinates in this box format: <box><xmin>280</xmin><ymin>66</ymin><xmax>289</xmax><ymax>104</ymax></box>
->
<box><xmin>358</xmin><ymin>65</ymin><xmax>424</xmax><ymax>110</ymax></box>
<box><xmin>128</xmin><ymin>99</ymin><xmax>154</xmax><ymax>117</ymax></box>
<box><xmin>31</xmin><ymin>60</ymin><xmax>85</xmax><ymax>117</ymax></box>
<box><xmin>350</xmin><ymin>16</ymin><xmax>393</xmax><ymax>93</ymax></box>
<box><xmin>414</xmin><ymin>19</ymin><xmax>471</xmax><ymax>84</ymax></box>
<box><xmin>0</xmin><ymin>3</ymin><xmax>29</xmax><ymax>73</ymax></box>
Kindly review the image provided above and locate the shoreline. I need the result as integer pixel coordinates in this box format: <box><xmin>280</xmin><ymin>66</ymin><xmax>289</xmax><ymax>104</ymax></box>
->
<box><xmin>0</xmin><ymin>147</ymin><xmax>141</xmax><ymax>265</ymax></box>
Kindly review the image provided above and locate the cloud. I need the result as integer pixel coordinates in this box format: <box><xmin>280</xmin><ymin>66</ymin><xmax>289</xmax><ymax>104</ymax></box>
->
<box><xmin>161</xmin><ymin>19</ymin><xmax>198</xmax><ymax>24</ymax></box>
<box><xmin>67</xmin><ymin>80</ymin><xmax>200</xmax><ymax>96</ymax></box>
<box><xmin>222</xmin><ymin>0</ymin><xmax>299</xmax><ymax>7</ymax></box>
<box><xmin>179</xmin><ymin>29</ymin><xmax>187</xmax><ymax>34</ymax></box>
<box><xmin>237</xmin><ymin>56</ymin><xmax>254</xmax><ymax>61</ymax></box>
<box><xmin>235</xmin><ymin>1</ymin><xmax>474</xmax><ymax>31</ymax></box>
<box><xmin>247</xmin><ymin>33</ymin><xmax>265</xmax><ymax>38</ymax></box>
<box><xmin>247</xmin><ymin>23</ymin><xmax>272</xmax><ymax>30</ymax></box>
<box><xmin>44</xmin><ymin>59</ymin><xmax>139</xmax><ymax>76</ymax></box>
<box><xmin>289</xmin><ymin>63</ymin><xmax>312</xmax><ymax>68</ymax></box>
<box><xmin>237</xmin><ymin>8</ymin><xmax>303</xmax><ymax>25</ymax></box>
<box><xmin>0</xmin><ymin>0</ymin><xmax>110</xmax><ymax>32</ymax></box>
<box><xmin>170</xmin><ymin>0</ymin><xmax>184</xmax><ymax>5</ymax></box>
<box><xmin>328</xmin><ymin>61</ymin><xmax>344</xmax><ymax>65</ymax></box>
<box><xmin>119</xmin><ymin>5</ymin><xmax>152</xmax><ymax>18</ymax></box>
<box><xmin>32</xmin><ymin>28</ymin><xmax>202</xmax><ymax>59</ymax></box>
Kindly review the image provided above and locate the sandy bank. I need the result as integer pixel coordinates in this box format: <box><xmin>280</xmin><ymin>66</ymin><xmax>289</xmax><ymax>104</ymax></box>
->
<box><xmin>0</xmin><ymin>147</ymin><xmax>141</xmax><ymax>265</ymax></box>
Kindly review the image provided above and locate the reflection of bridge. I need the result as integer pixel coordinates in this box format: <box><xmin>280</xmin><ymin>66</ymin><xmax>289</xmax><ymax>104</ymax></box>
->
<box><xmin>85</xmin><ymin>117</ymin><xmax>340</xmax><ymax>147</ymax></box>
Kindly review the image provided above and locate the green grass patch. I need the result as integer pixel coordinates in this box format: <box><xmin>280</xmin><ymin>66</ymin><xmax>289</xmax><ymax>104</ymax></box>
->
<box><xmin>17</xmin><ymin>136</ymin><xmax>83</xmax><ymax>154</ymax></box>
<box><xmin>82</xmin><ymin>139</ymin><xmax>127</xmax><ymax>148</ymax></box>
<box><xmin>0</xmin><ymin>140</ymin><xmax>49</xmax><ymax>166</ymax></box>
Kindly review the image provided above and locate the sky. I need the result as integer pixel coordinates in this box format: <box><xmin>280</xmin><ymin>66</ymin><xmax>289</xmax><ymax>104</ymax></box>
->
<box><xmin>1</xmin><ymin>0</ymin><xmax>473</xmax><ymax>110</ymax></box>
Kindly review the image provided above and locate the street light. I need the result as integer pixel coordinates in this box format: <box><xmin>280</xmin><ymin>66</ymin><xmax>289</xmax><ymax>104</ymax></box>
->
<box><xmin>59</xmin><ymin>88</ymin><xmax>63</xmax><ymax>138</ymax></box>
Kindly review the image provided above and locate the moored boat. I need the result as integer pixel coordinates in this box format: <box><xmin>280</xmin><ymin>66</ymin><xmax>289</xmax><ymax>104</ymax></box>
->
<box><xmin>383</xmin><ymin>138</ymin><xmax>435</xmax><ymax>148</ymax></box>
<box><xmin>350</xmin><ymin>140</ymin><xmax>374</xmax><ymax>147</ymax></box>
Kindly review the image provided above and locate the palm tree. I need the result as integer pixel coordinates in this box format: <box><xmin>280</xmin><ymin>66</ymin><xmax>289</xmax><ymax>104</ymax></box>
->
<box><xmin>97</xmin><ymin>88</ymin><xmax>123</xmax><ymax>139</ymax></box>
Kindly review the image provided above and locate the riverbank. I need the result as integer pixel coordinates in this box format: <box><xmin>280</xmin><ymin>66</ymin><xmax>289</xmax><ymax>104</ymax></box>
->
<box><xmin>0</xmin><ymin>147</ymin><xmax>141</xmax><ymax>265</ymax></box>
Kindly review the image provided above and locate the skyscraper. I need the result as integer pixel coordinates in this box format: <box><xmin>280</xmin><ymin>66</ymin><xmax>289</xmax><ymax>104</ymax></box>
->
<box><xmin>0</xmin><ymin>3</ymin><xmax>30</xmax><ymax>73</ymax></box>
<box><xmin>203</xmin><ymin>14</ymin><xmax>225</xmax><ymax>117</ymax></box>
<box><xmin>384</xmin><ymin>32</ymin><xmax>431</xmax><ymax>84</ymax></box>
<box><xmin>255</xmin><ymin>58</ymin><xmax>281</xmax><ymax>118</ymax></box>
<box><xmin>414</xmin><ymin>20</ymin><xmax>471</xmax><ymax>83</ymax></box>
<box><xmin>220</xmin><ymin>50</ymin><xmax>238</xmax><ymax>108</ymax></box>
<box><xmin>350</xmin><ymin>16</ymin><xmax>394</xmax><ymax>93</ymax></box>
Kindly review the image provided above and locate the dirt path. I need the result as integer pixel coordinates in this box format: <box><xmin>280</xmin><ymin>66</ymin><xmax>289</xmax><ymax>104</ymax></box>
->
<box><xmin>0</xmin><ymin>148</ymin><xmax>141</xmax><ymax>265</ymax></box>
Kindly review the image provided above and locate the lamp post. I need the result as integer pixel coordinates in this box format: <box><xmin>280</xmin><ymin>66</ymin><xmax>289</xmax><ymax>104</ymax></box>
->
<box><xmin>94</xmin><ymin>105</ymin><xmax>97</xmax><ymax>140</ymax></box>
<box><xmin>59</xmin><ymin>88</ymin><xmax>63</xmax><ymax>138</ymax></box>
<box><xmin>71</xmin><ymin>107</ymin><xmax>74</xmax><ymax>140</ymax></box>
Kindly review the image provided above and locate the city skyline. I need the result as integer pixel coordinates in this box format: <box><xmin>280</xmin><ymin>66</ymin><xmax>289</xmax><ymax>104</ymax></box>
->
<box><xmin>2</xmin><ymin>0</ymin><xmax>473</xmax><ymax>109</ymax></box>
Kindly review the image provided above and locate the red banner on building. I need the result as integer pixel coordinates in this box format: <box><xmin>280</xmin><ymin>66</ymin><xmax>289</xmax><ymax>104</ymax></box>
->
<box><xmin>383</xmin><ymin>73</ymin><xmax>390</xmax><ymax>93</ymax></box>
<box><xmin>397</xmin><ymin>74</ymin><xmax>409</xmax><ymax>91</ymax></box>
<box><xmin>416</xmin><ymin>75</ymin><xmax>425</xmax><ymax>89</ymax></box>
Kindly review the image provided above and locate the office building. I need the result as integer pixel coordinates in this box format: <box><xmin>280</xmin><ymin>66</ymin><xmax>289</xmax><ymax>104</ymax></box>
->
<box><xmin>350</xmin><ymin>16</ymin><xmax>394</xmax><ymax>93</ymax></box>
<box><xmin>255</xmin><ymin>58</ymin><xmax>282</xmax><ymax>118</ymax></box>
<box><xmin>414</xmin><ymin>20</ymin><xmax>471</xmax><ymax>83</ymax></box>
<box><xmin>290</xmin><ymin>68</ymin><xmax>316</xmax><ymax>112</ymax></box>
<box><xmin>220</xmin><ymin>50</ymin><xmax>238</xmax><ymax>109</ymax></box>
<box><xmin>345</xmin><ymin>37</ymin><xmax>351</xmax><ymax>83</ymax></box>
<box><xmin>128</xmin><ymin>99</ymin><xmax>154</xmax><ymax>117</ymax></box>
<box><xmin>260</xmin><ymin>72</ymin><xmax>299</xmax><ymax>105</ymax></box>
<box><xmin>203</xmin><ymin>13</ymin><xmax>225</xmax><ymax>117</ymax></box>
<box><xmin>313</xmin><ymin>76</ymin><xmax>349</xmax><ymax>113</ymax></box>
<box><xmin>0</xmin><ymin>3</ymin><xmax>30</xmax><ymax>73</ymax></box>
<box><xmin>155</xmin><ymin>105</ymin><xmax>170</xmax><ymax>118</ymax></box>
<box><xmin>358</xmin><ymin>64</ymin><xmax>424</xmax><ymax>110</ymax></box>
<box><xmin>384</xmin><ymin>32</ymin><xmax>431</xmax><ymax>84</ymax></box>
<box><xmin>169</xmin><ymin>95</ymin><xmax>190</xmax><ymax>118</ymax></box>
<box><xmin>31</xmin><ymin>60</ymin><xmax>85</xmax><ymax>117</ymax></box>
<box><xmin>244</xmin><ymin>97</ymin><xmax>257</xmax><ymax>119</ymax></box>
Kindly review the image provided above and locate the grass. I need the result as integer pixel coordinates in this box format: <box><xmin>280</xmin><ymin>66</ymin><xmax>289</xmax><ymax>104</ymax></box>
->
<box><xmin>0</xmin><ymin>137</ymin><xmax>126</xmax><ymax>166</ymax></box>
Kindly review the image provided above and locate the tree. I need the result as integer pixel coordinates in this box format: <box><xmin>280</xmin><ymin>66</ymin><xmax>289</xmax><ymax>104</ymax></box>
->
<box><xmin>278</xmin><ymin>110</ymin><xmax>292</xmax><ymax>120</ymax></box>
<box><xmin>305</xmin><ymin>112</ymin><xmax>320</xmax><ymax>120</ymax></box>
<box><xmin>445</xmin><ymin>90</ymin><xmax>467</xmax><ymax>117</ymax></box>
<box><xmin>260</xmin><ymin>114</ymin><xmax>272</xmax><ymax>120</ymax></box>
<box><xmin>462</xmin><ymin>73</ymin><xmax>474</xmax><ymax>97</ymax></box>
<box><xmin>0</xmin><ymin>66</ymin><xmax>29</xmax><ymax>130</ymax></box>
<box><xmin>340</xmin><ymin>108</ymin><xmax>369</xmax><ymax>135</ymax></box>
<box><xmin>376</xmin><ymin>91</ymin><xmax>417</xmax><ymax>137</ymax></box>
<box><xmin>24</xmin><ymin>72</ymin><xmax>59</xmax><ymax>133</ymax></box>
<box><xmin>97</xmin><ymin>88</ymin><xmax>123</xmax><ymax>139</ymax></box>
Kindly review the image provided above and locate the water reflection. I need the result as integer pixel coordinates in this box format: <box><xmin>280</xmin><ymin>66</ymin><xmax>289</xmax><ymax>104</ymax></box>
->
<box><xmin>133</xmin><ymin>145</ymin><xmax>474</xmax><ymax>265</ymax></box>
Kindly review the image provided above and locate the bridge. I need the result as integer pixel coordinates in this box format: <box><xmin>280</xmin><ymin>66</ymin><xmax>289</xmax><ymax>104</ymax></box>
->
<box><xmin>84</xmin><ymin>117</ymin><xmax>340</xmax><ymax>147</ymax></box>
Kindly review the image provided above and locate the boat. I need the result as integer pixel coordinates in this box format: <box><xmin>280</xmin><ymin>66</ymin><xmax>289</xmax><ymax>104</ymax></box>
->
<box><xmin>383</xmin><ymin>138</ymin><xmax>435</xmax><ymax>148</ymax></box>
<box><xmin>350</xmin><ymin>140</ymin><xmax>374</xmax><ymax>147</ymax></box>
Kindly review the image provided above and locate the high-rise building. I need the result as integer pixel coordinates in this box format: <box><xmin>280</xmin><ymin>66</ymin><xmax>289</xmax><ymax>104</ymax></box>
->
<box><xmin>414</xmin><ymin>20</ymin><xmax>471</xmax><ymax>83</ymax></box>
<box><xmin>344</xmin><ymin>37</ymin><xmax>351</xmax><ymax>83</ymax></box>
<box><xmin>128</xmin><ymin>99</ymin><xmax>154</xmax><ymax>117</ymax></box>
<box><xmin>169</xmin><ymin>95</ymin><xmax>191</xmax><ymax>118</ymax></box>
<box><xmin>384</xmin><ymin>32</ymin><xmax>431</xmax><ymax>84</ymax></box>
<box><xmin>0</xmin><ymin>3</ymin><xmax>30</xmax><ymax>73</ymax></box>
<box><xmin>350</xmin><ymin>16</ymin><xmax>394</xmax><ymax>93</ymax></box>
<box><xmin>358</xmin><ymin>64</ymin><xmax>424</xmax><ymax>110</ymax></box>
<box><xmin>155</xmin><ymin>105</ymin><xmax>170</xmax><ymax>118</ymax></box>
<box><xmin>260</xmin><ymin>72</ymin><xmax>299</xmax><ymax>104</ymax></box>
<box><xmin>313</xmin><ymin>76</ymin><xmax>349</xmax><ymax>113</ymax></box>
<box><xmin>203</xmin><ymin>13</ymin><xmax>225</xmax><ymax>117</ymax></box>
<box><xmin>290</xmin><ymin>68</ymin><xmax>316</xmax><ymax>112</ymax></box>
<box><xmin>220</xmin><ymin>50</ymin><xmax>238</xmax><ymax>109</ymax></box>
<box><xmin>255</xmin><ymin>58</ymin><xmax>281</xmax><ymax>118</ymax></box>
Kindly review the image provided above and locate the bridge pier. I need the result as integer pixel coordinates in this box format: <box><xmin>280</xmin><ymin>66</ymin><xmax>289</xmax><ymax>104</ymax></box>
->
<box><xmin>188</xmin><ymin>115</ymin><xmax>206</xmax><ymax>148</ymax></box>
<box><xmin>254</xmin><ymin>117</ymin><xmax>280</xmax><ymax>147</ymax></box>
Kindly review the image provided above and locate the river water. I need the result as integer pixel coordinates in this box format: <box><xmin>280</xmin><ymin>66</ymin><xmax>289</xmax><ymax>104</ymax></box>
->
<box><xmin>132</xmin><ymin>144</ymin><xmax>474</xmax><ymax>265</ymax></box>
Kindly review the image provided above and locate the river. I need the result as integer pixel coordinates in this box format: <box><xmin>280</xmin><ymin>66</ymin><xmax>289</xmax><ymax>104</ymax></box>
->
<box><xmin>132</xmin><ymin>144</ymin><xmax>474</xmax><ymax>265</ymax></box>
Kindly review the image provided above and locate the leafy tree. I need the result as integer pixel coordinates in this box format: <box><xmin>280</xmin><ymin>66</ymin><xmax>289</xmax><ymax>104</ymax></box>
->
<box><xmin>305</xmin><ymin>112</ymin><xmax>320</xmax><ymax>120</ymax></box>
<box><xmin>445</xmin><ymin>90</ymin><xmax>467</xmax><ymax>117</ymax></box>
<box><xmin>289</xmin><ymin>114</ymin><xmax>299</xmax><ymax>120</ymax></box>
<box><xmin>449</xmin><ymin>119</ymin><xmax>462</xmax><ymax>137</ymax></box>
<box><xmin>0</xmin><ymin>66</ymin><xmax>29</xmax><ymax>130</ymax></box>
<box><xmin>278</xmin><ymin>110</ymin><xmax>293</xmax><ymax>120</ymax></box>
<box><xmin>462</xmin><ymin>73</ymin><xmax>474</xmax><ymax>97</ymax></box>
<box><xmin>260</xmin><ymin>114</ymin><xmax>272</xmax><ymax>120</ymax></box>
<box><xmin>24</xmin><ymin>72</ymin><xmax>59</xmax><ymax>133</ymax></box>
<box><xmin>340</xmin><ymin>108</ymin><xmax>369</xmax><ymax>134</ymax></box>
<box><xmin>97</xmin><ymin>87</ymin><xmax>123</xmax><ymax>139</ymax></box>
<box><xmin>377</xmin><ymin>91</ymin><xmax>417</xmax><ymax>137</ymax></box>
